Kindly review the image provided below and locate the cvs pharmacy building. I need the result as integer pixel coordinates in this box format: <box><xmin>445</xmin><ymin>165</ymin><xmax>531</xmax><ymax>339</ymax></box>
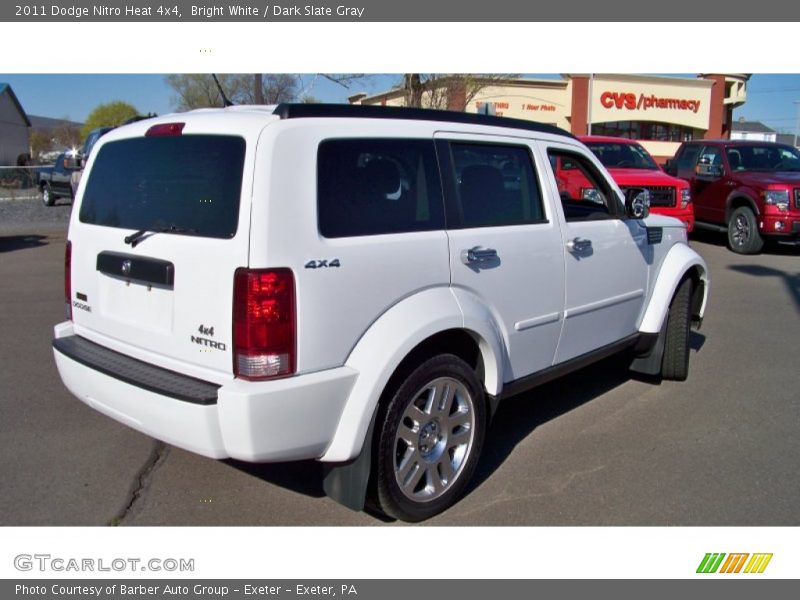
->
<box><xmin>350</xmin><ymin>74</ymin><xmax>749</xmax><ymax>164</ymax></box>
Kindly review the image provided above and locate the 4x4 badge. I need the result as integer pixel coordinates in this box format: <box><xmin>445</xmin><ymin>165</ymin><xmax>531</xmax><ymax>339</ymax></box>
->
<box><xmin>192</xmin><ymin>324</ymin><xmax>225</xmax><ymax>351</ymax></box>
<box><xmin>305</xmin><ymin>259</ymin><xmax>341</xmax><ymax>269</ymax></box>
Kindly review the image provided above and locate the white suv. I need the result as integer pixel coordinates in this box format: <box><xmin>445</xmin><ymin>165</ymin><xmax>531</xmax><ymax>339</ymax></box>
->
<box><xmin>53</xmin><ymin>104</ymin><xmax>709</xmax><ymax>521</ymax></box>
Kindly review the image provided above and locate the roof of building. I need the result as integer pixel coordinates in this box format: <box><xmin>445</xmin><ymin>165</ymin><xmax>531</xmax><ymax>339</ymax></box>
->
<box><xmin>0</xmin><ymin>83</ymin><xmax>32</xmax><ymax>127</ymax></box>
<box><xmin>28</xmin><ymin>115</ymin><xmax>84</xmax><ymax>131</ymax></box>
<box><xmin>731</xmin><ymin>120</ymin><xmax>775</xmax><ymax>134</ymax></box>
<box><xmin>349</xmin><ymin>76</ymin><xmax>569</xmax><ymax>106</ymax></box>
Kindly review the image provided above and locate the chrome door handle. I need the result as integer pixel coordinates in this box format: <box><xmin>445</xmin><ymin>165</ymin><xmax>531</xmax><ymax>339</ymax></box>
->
<box><xmin>566</xmin><ymin>237</ymin><xmax>592</xmax><ymax>253</ymax></box>
<box><xmin>460</xmin><ymin>246</ymin><xmax>498</xmax><ymax>265</ymax></box>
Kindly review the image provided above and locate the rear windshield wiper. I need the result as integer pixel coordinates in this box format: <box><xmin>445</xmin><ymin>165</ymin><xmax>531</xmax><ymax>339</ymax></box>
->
<box><xmin>124</xmin><ymin>225</ymin><xmax>198</xmax><ymax>248</ymax></box>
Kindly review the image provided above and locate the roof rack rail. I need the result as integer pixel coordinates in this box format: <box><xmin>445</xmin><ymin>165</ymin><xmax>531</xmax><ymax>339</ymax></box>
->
<box><xmin>272</xmin><ymin>103</ymin><xmax>575</xmax><ymax>139</ymax></box>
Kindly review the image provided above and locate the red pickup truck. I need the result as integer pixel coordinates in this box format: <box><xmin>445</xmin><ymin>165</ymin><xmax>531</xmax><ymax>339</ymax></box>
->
<box><xmin>665</xmin><ymin>139</ymin><xmax>800</xmax><ymax>254</ymax></box>
<box><xmin>579</xmin><ymin>136</ymin><xmax>694</xmax><ymax>231</ymax></box>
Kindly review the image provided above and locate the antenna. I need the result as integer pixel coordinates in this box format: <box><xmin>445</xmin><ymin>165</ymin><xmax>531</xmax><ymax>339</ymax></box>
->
<box><xmin>211</xmin><ymin>74</ymin><xmax>234</xmax><ymax>107</ymax></box>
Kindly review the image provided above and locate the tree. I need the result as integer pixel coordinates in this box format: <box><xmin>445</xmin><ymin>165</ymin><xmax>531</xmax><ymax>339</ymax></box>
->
<box><xmin>166</xmin><ymin>74</ymin><xmax>230</xmax><ymax>110</ymax></box>
<box><xmin>165</xmin><ymin>74</ymin><xmax>365</xmax><ymax>110</ymax></box>
<box><xmin>81</xmin><ymin>102</ymin><xmax>139</xmax><ymax>140</ymax></box>
<box><xmin>28</xmin><ymin>122</ymin><xmax>82</xmax><ymax>160</ymax></box>
<box><xmin>52</xmin><ymin>123</ymin><xmax>81</xmax><ymax>149</ymax></box>
<box><xmin>29</xmin><ymin>129</ymin><xmax>53</xmax><ymax>160</ymax></box>
<box><xmin>166</xmin><ymin>74</ymin><xmax>299</xmax><ymax>110</ymax></box>
<box><xmin>237</xmin><ymin>74</ymin><xmax>298</xmax><ymax>104</ymax></box>
<box><xmin>400</xmin><ymin>74</ymin><xmax>519</xmax><ymax>111</ymax></box>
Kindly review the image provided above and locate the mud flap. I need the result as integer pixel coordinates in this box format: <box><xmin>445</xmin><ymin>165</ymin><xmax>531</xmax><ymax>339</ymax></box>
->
<box><xmin>629</xmin><ymin>327</ymin><xmax>667</xmax><ymax>377</ymax></box>
<box><xmin>322</xmin><ymin>409</ymin><xmax>377</xmax><ymax>512</ymax></box>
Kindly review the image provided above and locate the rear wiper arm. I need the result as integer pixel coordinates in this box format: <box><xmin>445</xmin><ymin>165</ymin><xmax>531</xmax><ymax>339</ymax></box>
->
<box><xmin>124</xmin><ymin>225</ymin><xmax>198</xmax><ymax>248</ymax></box>
<box><xmin>124</xmin><ymin>229</ymin><xmax>149</xmax><ymax>247</ymax></box>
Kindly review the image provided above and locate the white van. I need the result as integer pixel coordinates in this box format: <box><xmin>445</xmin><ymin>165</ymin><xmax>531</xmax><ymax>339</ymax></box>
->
<box><xmin>53</xmin><ymin>104</ymin><xmax>709</xmax><ymax>521</ymax></box>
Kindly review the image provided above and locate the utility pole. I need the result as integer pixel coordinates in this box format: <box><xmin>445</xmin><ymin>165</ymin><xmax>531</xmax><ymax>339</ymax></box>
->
<box><xmin>587</xmin><ymin>73</ymin><xmax>594</xmax><ymax>135</ymax></box>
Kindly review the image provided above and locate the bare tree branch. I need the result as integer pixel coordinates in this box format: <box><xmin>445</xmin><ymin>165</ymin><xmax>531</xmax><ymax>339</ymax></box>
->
<box><xmin>320</xmin><ymin>74</ymin><xmax>366</xmax><ymax>89</ymax></box>
<box><xmin>398</xmin><ymin>74</ymin><xmax>520</xmax><ymax>111</ymax></box>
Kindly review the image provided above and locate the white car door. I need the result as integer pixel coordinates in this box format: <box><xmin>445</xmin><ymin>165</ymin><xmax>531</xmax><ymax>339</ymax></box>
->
<box><xmin>542</xmin><ymin>142</ymin><xmax>651</xmax><ymax>363</ymax></box>
<box><xmin>435</xmin><ymin>133</ymin><xmax>565</xmax><ymax>381</ymax></box>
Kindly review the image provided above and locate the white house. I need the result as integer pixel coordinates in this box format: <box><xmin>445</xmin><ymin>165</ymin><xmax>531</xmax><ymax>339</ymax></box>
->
<box><xmin>730</xmin><ymin>118</ymin><xmax>777</xmax><ymax>142</ymax></box>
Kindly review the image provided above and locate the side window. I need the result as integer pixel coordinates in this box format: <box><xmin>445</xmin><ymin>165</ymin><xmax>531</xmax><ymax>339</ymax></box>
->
<box><xmin>547</xmin><ymin>149</ymin><xmax>620</xmax><ymax>222</ymax></box>
<box><xmin>676</xmin><ymin>144</ymin><xmax>701</xmax><ymax>171</ymax></box>
<box><xmin>448</xmin><ymin>142</ymin><xmax>545</xmax><ymax>228</ymax></box>
<box><xmin>698</xmin><ymin>146</ymin><xmax>722</xmax><ymax>168</ymax></box>
<box><xmin>778</xmin><ymin>147</ymin><xmax>800</xmax><ymax>169</ymax></box>
<box><xmin>317</xmin><ymin>139</ymin><xmax>444</xmax><ymax>238</ymax></box>
<box><xmin>726</xmin><ymin>148</ymin><xmax>745</xmax><ymax>171</ymax></box>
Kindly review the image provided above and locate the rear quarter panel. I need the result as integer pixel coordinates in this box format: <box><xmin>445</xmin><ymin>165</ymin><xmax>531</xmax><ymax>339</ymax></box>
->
<box><xmin>250</xmin><ymin>119</ymin><xmax>452</xmax><ymax>375</ymax></box>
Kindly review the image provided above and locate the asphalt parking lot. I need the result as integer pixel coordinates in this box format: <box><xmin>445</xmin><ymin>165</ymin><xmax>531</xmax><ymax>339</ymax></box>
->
<box><xmin>1</xmin><ymin>196</ymin><xmax>798</xmax><ymax>526</ymax></box>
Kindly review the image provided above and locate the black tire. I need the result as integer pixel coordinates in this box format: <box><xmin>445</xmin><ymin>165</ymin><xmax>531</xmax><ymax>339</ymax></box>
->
<box><xmin>727</xmin><ymin>206</ymin><xmax>763</xmax><ymax>254</ymax></box>
<box><xmin>41</xmin><ymin>182</ymin><xmax>55</xmax><ymax>207</ymax></box>
<box><xmin>375</xmin><ymin>354</ymin><xmax>486</xmax><ymax>522</ymax></box>
<box><xmin>661</xmin><ymin>277</ymin><xmax>693</xmax><ymax>381</ymax></box>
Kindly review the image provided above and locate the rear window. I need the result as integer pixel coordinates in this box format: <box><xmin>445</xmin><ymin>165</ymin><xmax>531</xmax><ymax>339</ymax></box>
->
<box><xmin>80</xmin><ymin>135</ymin><xmax>246</xmax><ymax>239</ymax></box>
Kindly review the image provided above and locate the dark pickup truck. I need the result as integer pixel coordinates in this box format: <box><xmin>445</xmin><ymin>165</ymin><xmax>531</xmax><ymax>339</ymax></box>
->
<box><xmin>70</xmin><ymin>126</ymin><xmax>114</xmax><ymax>197</ymax></box>
<box><xmin>666</xmin><ymin>139</ymin><xmax>800</xmax><ymax>253</ymax></box>
<box><xmin>39</xmin><ymin>152</ymin><xmax>80</xmax><ymax>206</ymax></box>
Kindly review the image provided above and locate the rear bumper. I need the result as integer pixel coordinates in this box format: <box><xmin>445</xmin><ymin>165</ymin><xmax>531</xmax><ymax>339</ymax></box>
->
<box><xmin>53</xmin><ymin>322</ymin><xmax>357</xmax><ymax>462</ymax></box>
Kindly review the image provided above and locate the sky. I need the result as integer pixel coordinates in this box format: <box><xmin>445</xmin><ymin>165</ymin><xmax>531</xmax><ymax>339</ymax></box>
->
<box><xmin>2</xmin><ymin>73</ymin><xmax>800</xmax><ymax>134</ymax></box>
<box><xmin>0</xmin><ymin>73</ymin><xmax>400</xmax><ymax>123</ymax></box>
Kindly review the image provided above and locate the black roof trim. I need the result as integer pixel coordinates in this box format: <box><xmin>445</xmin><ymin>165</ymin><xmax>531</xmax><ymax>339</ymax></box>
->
<box><xmin>272</xmin><ymin>103</ymin><xmax>575</xmax><ymax>139</ymax></box>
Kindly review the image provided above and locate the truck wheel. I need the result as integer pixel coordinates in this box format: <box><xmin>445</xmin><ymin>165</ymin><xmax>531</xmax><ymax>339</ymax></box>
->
<box><xmin>727</xmin><ymin>206</ymin><xmax>763</xmax><ymax>254</ymax></box>
<box><xmin>41</xmin><ymin>183</ymin><xmax>55</xmax><ymax>207</ymax></box>
<box><xmin>375</xmin><ymin>354</ymin><xmax>486</xmax><ymax>522</ymax></box>
<box><xmin>661</xmin><ymin>278</ymin><xmax>693</xmax><ymax>381</ymax></box>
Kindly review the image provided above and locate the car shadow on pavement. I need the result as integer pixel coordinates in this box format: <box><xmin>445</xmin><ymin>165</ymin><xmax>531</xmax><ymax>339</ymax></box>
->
<box><xmin>469</xmin><ymin>354</ymin><xmax>648</xmax><ymax>494</ymax></box>
<box><xmin>224</xmin><ymin>458</ymin><xmax>326</xmax><ymax>498</ymax></box>
<box><xmin>729</xmin><ymin>264</ymin><xmax>800</xmax><ymax>314</ymax></box>
<box><xmin>223</xmin><ymin>347</ymin><xmax>711</xmax><ymax>514</ymax></box>
<box><xmin>689</xmin><ymin>228</ymin><xmax>726</xmax><ymax>248</ymax></box>
<box><xmin>691</xmin><ymin>228</ymin><xmax>800</xmax><ymax>256</ymax></box>
<box><xmin>690</xmin><ymin>330</ymin><xmax>706</xmax><ymax>352</ymax></box>
<box><xmin>0</xmin><ymin>234</ymin><xmax>48</xmax><ymax>253</ymax></box>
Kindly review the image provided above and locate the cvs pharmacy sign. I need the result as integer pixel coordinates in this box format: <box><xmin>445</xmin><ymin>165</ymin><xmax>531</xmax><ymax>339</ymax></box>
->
<box><xmin>600</xmin><ymin>91</ymin><xmax>701</xmax><ymax>113</ymax></box>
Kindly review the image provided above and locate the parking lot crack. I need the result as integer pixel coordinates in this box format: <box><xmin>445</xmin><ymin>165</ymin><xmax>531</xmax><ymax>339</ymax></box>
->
<box><xmin>108</xmin><ymin>441</ymin><xmax>168</xmax><ymax>526</ymax></box>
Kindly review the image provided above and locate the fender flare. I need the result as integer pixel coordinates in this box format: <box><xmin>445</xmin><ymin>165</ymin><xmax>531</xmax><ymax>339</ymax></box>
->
<box><xmin>725</xmin><ymin>190</ymin><xmax>760</xmax><ymax>221</ymax></box>
<box><xmin>320</xmin><ymin>286</ymin><xmax>504</xmax><ymax>463</ymax></box>
<box><xmin>638</xmin><ymin>242</ymin><xmax>709</xmax><ymax>334</ymax></box>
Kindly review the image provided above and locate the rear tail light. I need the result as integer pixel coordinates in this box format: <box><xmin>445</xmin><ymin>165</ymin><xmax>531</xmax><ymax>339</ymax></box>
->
<box><xmin>233</xmin><ymin>268</ymin><xmax>296</xmax><ymax>380</ymax></box>
<box><xmin>65</xmin><ymin>241</ymin><xmax>72</xmax><ymax>320</ymax></box>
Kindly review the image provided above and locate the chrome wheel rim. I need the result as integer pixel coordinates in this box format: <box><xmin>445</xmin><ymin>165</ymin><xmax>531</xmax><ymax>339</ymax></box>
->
<box><xmin>393</xmin><ymin>377</ymin><xmax>475</xmax><ymax>503</ymax></box>
<box><xmin>732</xmin><ymin>214</ymin><xmax>750</xmax><ymax>247</ymax></box>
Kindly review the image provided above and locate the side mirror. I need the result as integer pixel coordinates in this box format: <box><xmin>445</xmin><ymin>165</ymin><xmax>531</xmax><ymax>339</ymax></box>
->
<box><xmin>63</xmin><ymin>156</ymin><xmax>81</xmax><ymax>170</ymax></box>
<box><xmin>625</xmin><ymin>187</ymin><xmax>650</xmax><ymax>219</ymax></box>
<box><xmin>695</xmin><ymin>157</ymin><xmax>723</xmax><ymax>179</ymax></box>
<box><xmin>664</xmin><ymin>158</ymin><xmax>678</xmax><ymax>176</ymax></box>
